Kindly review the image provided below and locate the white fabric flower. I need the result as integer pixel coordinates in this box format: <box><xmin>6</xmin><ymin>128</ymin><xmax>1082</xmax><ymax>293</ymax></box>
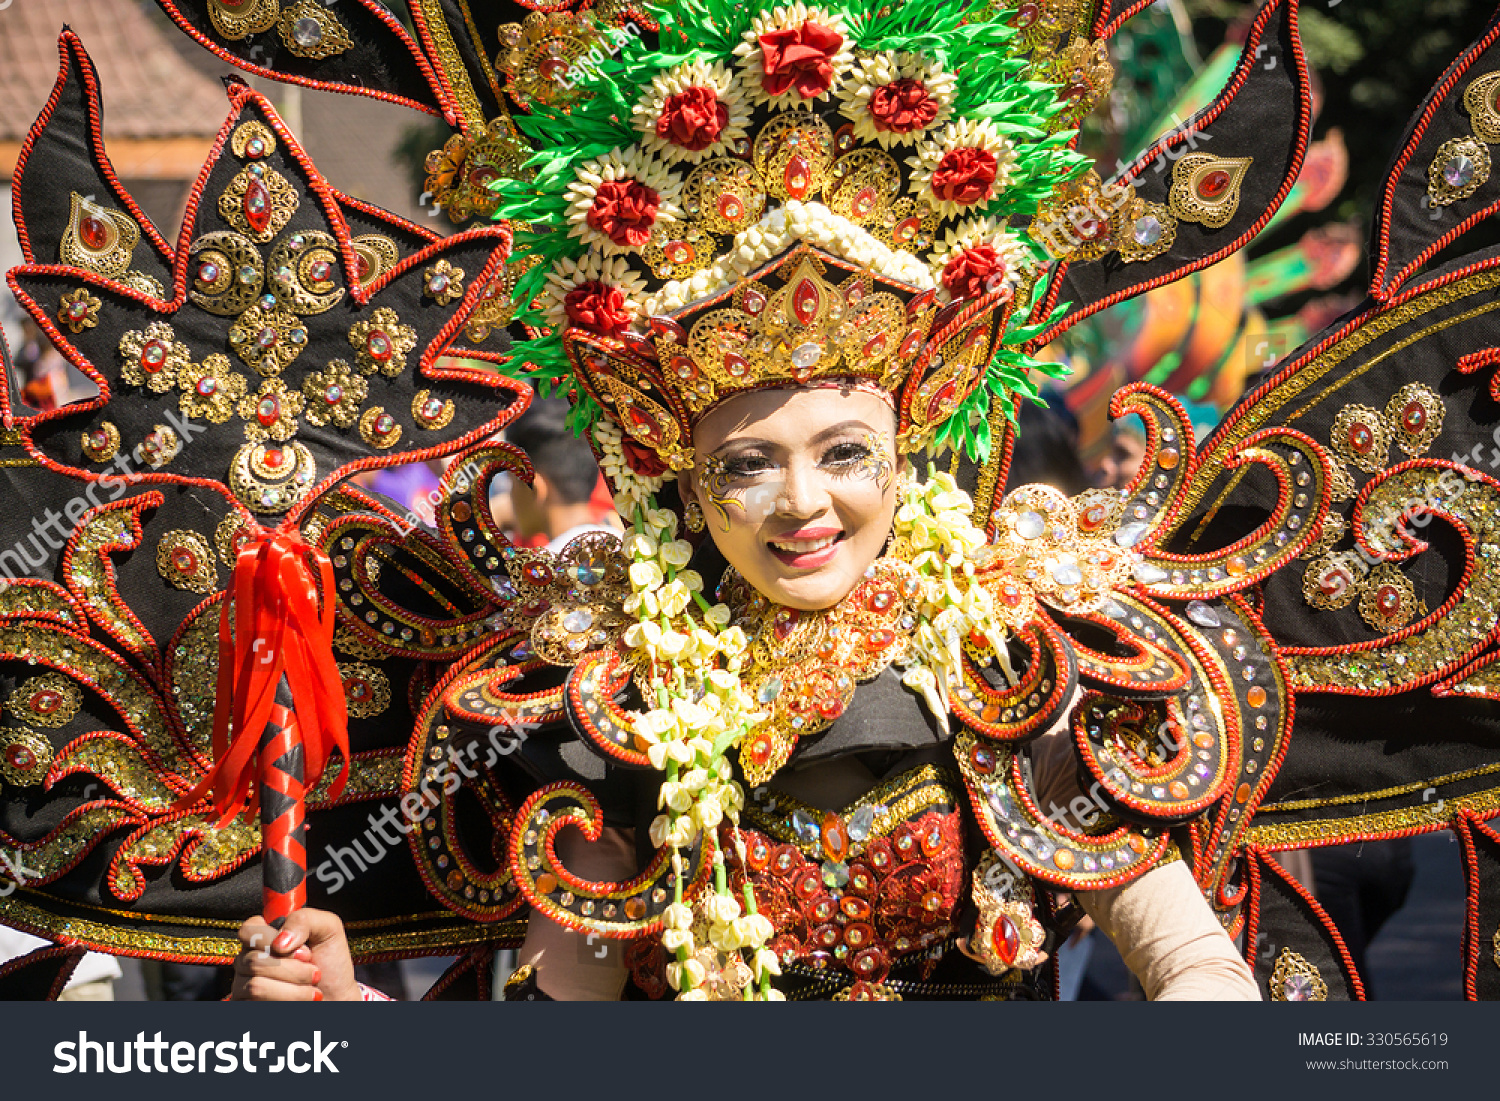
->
<box><xmin>564</xmin><ymin>146</ymin><xmax>683</xmax><ymax>255</ymax></box>
<box><xmin>731</xmin><ymin>3</ymin><xmax>854</xmax><ymax>110</ymax></box>
<box><xmin>908</xmin><ymin>118</ymin><xmax>1016</xmax><ymax>221</ymax></box>
<box><xmin>632</xmin><ymin>60</ymin><xmax>751</xmax><ymax>165</ymax></box>
<box><xmin>836</xmin><ymin>51</ymin><xmax>956</xmax><ymax>148</ymax></box>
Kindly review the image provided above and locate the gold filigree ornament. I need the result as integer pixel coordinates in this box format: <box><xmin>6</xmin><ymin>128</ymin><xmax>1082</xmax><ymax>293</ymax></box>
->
<box><xmin>81</xmin><ymin>422</ymin><xmax>121</xmax><ymax>463</ymax></box>
<box><xmin>208</xmin><ymin>0</ymin><xmax>280</xmax><ymax>39</ymax></box>
<box><xmin>119</xmin><ymin>321</ymin><xmax>191</xmax><ymax>394</ymax></box>
<box><xmin>230</xmin><ymin>440</ymin><xmax>318</xmax><ymax>513</ymax></box>
<box><xmin>412</xmin><ymin>390</ymin><xmax>456</xmax><ymax>430</ymax></box>
<box><xmin>140</xmin><ymin>425</ymin><xmax>182</xmax><ymax>467</ymax></box>
<box><xmin>214</xmin><ymin>512</ymin><xmax>254</xmax><ymax>564</ymax></box>
<box><xmin>1464</xmin><ymin>72</ymin><xmax>1500</xmax><ymax>144</ymax></box>
<box><xmin>1041</xmin><ymin>37</ymin><xmax>1114</xmax><ymax>131</ymax></box>
<box><xmin>277</xmin><ymin>0</ymin><xmax>352</xmax><ymax>59</ymax></box>
<box><xmin>61</xmin><ymin>192</ymin><xmax>139</xmax><ymax>278</ymax></box>
<box><xmin>350</xmin><ymin>234</ymin><xmax>399</xmax><ymax>289</ymax></box>
<box><xmin>1384</xmin><ymin>382</ymin><xmax>1444</xmax><ymax>456</ymax></box>
<box><xmin>729</xmin><ymin>558</ymin><xmax>924</xmax><ymax>786</ymax></box>
<box><xmin>230</xmin><ymin>121</ymin><xmax>276</xmax><ymax>160</ymax></box>
<box><xmin>339</xmin><ymin>663</ymin><xmax>390</xmax><ymax>719</ymax></box>
<box><xmin>496</xmin><ymin>10</ymin><xmax>602</xmax><ymax>112</ymax></box>
<box><xmin>7</xmin><ymin>673</ymin><xmax>83</xmax><ymax>728</ymax></box>
<box><xmin>1168</xmin><ymin>154</ymin><xmax>1253</xmax><ymax>229</ymax></box>
<box><xmin>57</xmin><ymin>288</ymin><xmax>102</xmax><ymax>335</ymax></box>
<box><xmin>1357</xmin><ymin>561</ymin><xmax>1419</xmax><ymax>633</ymax></box>
<box><xmin>348</xmin><ymin>308</ymin><xmax>418</xmax><ymax>377</ymax></box>
<box><xmin>423</xmin><ymin>259</ymin><xmax>465</xmax><ymax>305</ymax></box>
<box><xmin>188</xmin><ymin>230</ymin><xmax>264</xmax><ymax>317</ymax></box>
<box><xmin>229</xmin><ymin>300</ymin><xmax>309</xmax><ymax>377</ymax></box>
<box><xmin>1302</xmin><ymin>550</ymin><xmax>1363</xmax><ymax>611</ymax></box>
<box><xmin>238</xmin><ymin>378</ymin><xmax>304</xmax><ymax>443</ymax></box>
<box><xmin>302</xmin><ymin>360</ymin><xmax>367</xmax><ymax>428</ymax></box>
<box><xmin>156</xmin><ymin>531</ymin><xmax>220</xmax><ymax>594</ymax></box>
<box><xmin>1028</xmin><ymin>169</ymin><xmax>1119</xmax><ymax>262</ymax></box>
<box><xmin>1114</xmin><ymin>196</ymin><xmax>1177</xmax><ymax>263</ymax></box>
<box><xmin>1329</xmin><ymin>403</ymin><xmax>1391</xmax><ymax>474</ymax></box>
<box><xmin>1428</xmin><ymin>137</ymin><xmax>1490</xmax><ymax>208</ymax></box>
<box><xmin>423</xmin><ymin>118</ymin><xmax>531</xmax><ymax>224</ymax></box>
<box><xmin>266</xmin><ymin>231</ymin><xmax>345</xmax><ymax>315</ymax></box>
<box><xmin>969</xmin><ymin>852</ymin><xmax>1047</xmax><ymax>974</ymax></box>
<box><xmin>177</xmin><ymin>354</ymin><xmax>246</xmax><ymax>424</ymax></box>
<box><xmin>218</xmin><ymin>163</ymin><xmax>299</xmax><ymax>243</ymax></box>
<box><xmin>1269</xmin><ymin>948</ymin><xmax>1328</xmax><ymax>1001</ymax></box>
<box><xmin>0</xmin><ymin>727</ymin><xmax>52</xmax><ymax>787</ymax></box>
<box><xmin>1493</xmin><ymin>924</ymin><xmax>1500</xmax><ymax>971</ymax></box>
<box><xmin>359</xmin><ymin>407</ymin><xmax>402</xmax><ymax>449</ymax></box>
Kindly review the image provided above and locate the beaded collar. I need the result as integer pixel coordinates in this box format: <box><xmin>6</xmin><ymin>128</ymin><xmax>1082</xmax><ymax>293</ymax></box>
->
<box><xmin>721</xmin><ymin>556</ymin><xmax>924</xmax><ymax>785</ymax></box>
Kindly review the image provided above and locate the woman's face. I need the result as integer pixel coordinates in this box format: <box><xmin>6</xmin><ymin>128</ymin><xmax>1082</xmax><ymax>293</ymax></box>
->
<box><xmin>681</xmin><ymin>386</ymin><xmax>899</xmax><ymax>611</ymax></box>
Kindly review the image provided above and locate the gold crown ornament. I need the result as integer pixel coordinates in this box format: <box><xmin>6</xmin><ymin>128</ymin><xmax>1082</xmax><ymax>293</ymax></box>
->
<box><xmin>495</xmin><ymin>0</ymin><xmax>1102</xmax><ymax>479</ymax></box>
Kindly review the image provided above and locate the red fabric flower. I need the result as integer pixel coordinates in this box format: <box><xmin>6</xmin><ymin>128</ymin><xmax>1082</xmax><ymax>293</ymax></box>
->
<box><xmin>869</xmin><ymin>78</ymin><xmax>938</xmax><ymax>134</ymax></box>
<box><xmin>656</xmin><ymin>86</ymin><xmax>729</xmax><ymax>151</ymax></box>
<box><xmin>563</xmin><ymin>280</ymin><xmax>632</xmax><ymax>335</ymax></box>
<box><xmin>621</xmin><ymin>438</ymin><xmax>668</xmax><ymax>478</ymax></box>
<box><xmin>758</xmin><ymin>20</ymin><xmax>843</xmax><ymax>98</ymax></box>
<box><xmin>586</xmin><ymin>179</ymin><xmax>660</xmax><ymax>247</ymax></box>
<box><xmin>941</xmin><ymin>245</ymin><xmax>1009</xmax><ymax>300</ymax></box>
<box><xmin>931</xmin><ymin>147</ymin><xmax>998</xmax><ymax>205</ymax></box>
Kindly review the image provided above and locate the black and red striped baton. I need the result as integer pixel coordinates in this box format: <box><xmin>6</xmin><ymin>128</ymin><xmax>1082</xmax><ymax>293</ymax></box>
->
<box><xmin>180</xmin><ymin>523</ymin><xmax>349</xmax><ymax>926</ymax></box>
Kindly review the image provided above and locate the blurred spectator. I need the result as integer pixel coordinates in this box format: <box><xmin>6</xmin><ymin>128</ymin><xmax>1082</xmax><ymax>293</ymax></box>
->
<box><xmin>1311</xmin><ymin>840</ymin><xmax>1415</xmax><ymax>1000</ymax></box>
<box><xmin>1003</xmin><ymin>389</ymin><xmax>1089</xmax><ymax>497</ymax></box>
<box><xmin>1096</xmin><ymin>418</ymin><xmax>1147</xmax><ymax>490</ymax></box>
<box><xmin>505</xmin><ymin>398</ymin><xmax>619</xmax><ymax>551</ymax></box>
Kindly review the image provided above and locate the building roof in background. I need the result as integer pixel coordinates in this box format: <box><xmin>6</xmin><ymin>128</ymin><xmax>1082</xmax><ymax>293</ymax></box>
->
<box><xmin>0</xmin><ymin>0</ymin><xmax>226</xmax><ymax>142</ymax></box>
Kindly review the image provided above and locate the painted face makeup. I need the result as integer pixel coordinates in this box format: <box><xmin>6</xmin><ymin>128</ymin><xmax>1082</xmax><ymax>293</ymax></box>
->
<box><xmin>684</xmin><ymin>387</ymin><xmax>900</xmax><ymax>612</ymax></box>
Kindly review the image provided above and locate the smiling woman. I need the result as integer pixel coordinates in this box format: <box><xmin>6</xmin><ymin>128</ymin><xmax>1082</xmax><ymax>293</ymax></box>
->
<box><xmin>219</xmin><ymin>0</ymin><xmax>1297</xmax><ymax>1004</ymax></box>
<box><xmin>685</xmin><ymin>387</ymin><xmax>898</xmax><ymax>610</ymax></box>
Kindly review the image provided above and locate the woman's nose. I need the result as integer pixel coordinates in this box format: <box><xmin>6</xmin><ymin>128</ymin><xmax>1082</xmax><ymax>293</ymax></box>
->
<box><xmin>775</xmin><ymin>460</ymin><xmax>829</xmax><ymax>518</ymax></box>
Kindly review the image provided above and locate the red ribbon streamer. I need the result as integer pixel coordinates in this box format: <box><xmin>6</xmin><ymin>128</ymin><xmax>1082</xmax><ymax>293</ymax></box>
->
<box><xmin>178</xmin><ymin>522</ymin><xmax>349</xmax><ymax>825</ymax></box>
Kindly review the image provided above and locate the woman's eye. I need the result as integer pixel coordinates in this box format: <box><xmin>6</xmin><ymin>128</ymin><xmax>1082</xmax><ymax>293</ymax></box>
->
<box><xmin>824</xmin><ymin>442</ymin><xmax>869</xmax><ymax>466</ymax></box>
<box><xmin>723</xmin><ymin>456</ymin><xmax>775</xmax><ymax>479</ymax></box>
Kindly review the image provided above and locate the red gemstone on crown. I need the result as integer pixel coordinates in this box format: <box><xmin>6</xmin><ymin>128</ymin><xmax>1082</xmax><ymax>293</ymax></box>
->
<box><xmin>893</xmin><ymin>216</ymin><xmax>921</xmax><ymax>245</ymax></box>
<box><xmin>792</xmin><ymin>278</ymin><xmax>820</xmax><ymax>324</ymax></box>
<box><xmin>851</xmin><ymin>187</ymin><xmax>878</xmax><ymax>217</ymax></box>
<box><xmin>718</xmin><ymin>193</ymin><xmax>745</xmax><ymax>221</ymax></box>
<box><xmin>741</xmin><ymin>288</ymin><xmax>767</xmax><ymax>316</ymax></box>
<box><xmin>722</xmin><ymin>352</ymin><xmax>749</xmax><ymax>377</ymax></box>
<box><xmin>784</xmin><ymin>154</ymin><xmax>811</xmax><ymax>199</ymax></box>
<box><xmin>864</xmin><ymin>332</ymin><xmax>888</xmax><ymax>358</ymax></box>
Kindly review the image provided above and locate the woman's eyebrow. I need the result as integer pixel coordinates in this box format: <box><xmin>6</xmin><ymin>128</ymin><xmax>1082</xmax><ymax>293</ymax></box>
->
<box><xmin>808</xmin><ymin>420</ymin><xmax>870</xmax><ymax>444</ymax></box>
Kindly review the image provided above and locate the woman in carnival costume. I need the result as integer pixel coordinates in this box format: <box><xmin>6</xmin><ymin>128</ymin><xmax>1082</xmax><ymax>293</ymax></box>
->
<box><xmin>17</xmin><ymin>0</ymin><xmax>1500</xmax><ymax>1003</ymax></box>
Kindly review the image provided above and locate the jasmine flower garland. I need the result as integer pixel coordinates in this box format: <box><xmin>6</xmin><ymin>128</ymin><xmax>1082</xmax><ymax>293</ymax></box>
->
<box><xmin>620</xmin><ymin>470</ymin><xmax>1015</xmax><ymax>999</ymax></box>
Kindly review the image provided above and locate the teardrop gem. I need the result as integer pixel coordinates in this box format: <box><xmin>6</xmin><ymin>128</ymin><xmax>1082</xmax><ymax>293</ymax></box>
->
<box><xmin>741</xmin><ymin>288</ymin><xmax>767</xmax><ymax>316</ymax></box>
<box><xmin>722</xmin><ymin>352</ymin><xmax>749</xmax><ymax>377</ymax></box>
<box><xmin>793</xmin><ymin>278</ymin><xmax>820</xmax><ymax>324</ymax></box>
<box><xmin>717</xmin><ymin>193</ymin><xmax>745</xmax><ymax>222</ymax></box>
<box><xmin>79</xmin><ymin>215</ymin><xmax>110</xmax><ymax>252</ymax></box>
<box><xmin>851</xmin><ymin>186</ymin><xmax>878</xmax><ymax>217</ymax></box>
<box><xmin>893</xmin><ymin>216</ymin><xmax>921</xmax><ymax>245</ymax></box>
<box><xmin>1197</xmin><ymin>169</ymin><xmax>1231</xmax><ymax>199</ymax></box>
<box><xmin>648</xmin><ymin>316</ymin><xmax>687</xmax><ymax>344</ymax></box>
<box><xmin>863</xmin><ymin>332</ymin><xmax>888</xmax><ymax>358</ymax></box>
<box><xmin>992</xmin><ymin>914</ymin><xmax>1020</xmax><ymax>965</ymax></box>
<box><xmin>243</xmin><ymin>177</ymin><xmax>272</xmax><ymax>234</ymax></box>
<box><xmin>784</xmin><ymin>154</ymin><xmax>811</xmax><ymax>199</ymax></box>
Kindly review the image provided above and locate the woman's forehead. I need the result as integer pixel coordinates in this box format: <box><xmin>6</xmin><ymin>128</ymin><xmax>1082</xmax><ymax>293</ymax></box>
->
<box><xmin>693</xmin><ymin>386</ymin><xmax>895</xmax><ymax>449</ymax></box>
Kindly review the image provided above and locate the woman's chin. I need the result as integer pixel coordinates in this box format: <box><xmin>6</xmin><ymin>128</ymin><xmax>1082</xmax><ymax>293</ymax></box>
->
<box><xmin>748</xmin><ymin>556</ymin><xmax>866</xmax><ymax>611</ymax></box>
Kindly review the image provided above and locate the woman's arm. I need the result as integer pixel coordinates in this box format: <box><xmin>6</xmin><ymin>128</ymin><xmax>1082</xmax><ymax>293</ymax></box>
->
<box><xmin>1076</xmin><ymin>859</ymin><xmax>1261</xmax><ymax>1001</ymax></box>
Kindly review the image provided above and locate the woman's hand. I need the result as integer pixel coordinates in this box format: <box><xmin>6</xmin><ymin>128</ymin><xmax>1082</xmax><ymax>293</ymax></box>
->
<box><xmin>230</xmin><ymin>908</ymin><xmax>362</xmax><ymax>1001</ymax></box>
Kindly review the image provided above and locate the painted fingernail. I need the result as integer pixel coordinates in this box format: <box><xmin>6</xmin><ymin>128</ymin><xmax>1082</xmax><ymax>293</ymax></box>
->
<box><xmin>313</xmin><ymin>989</ymin><xmax>323</xmax><ymax>1002</ymax></box>
<box><xmin>311</xmin><ymin>968</ymin><xmax>321</xmax><ymax>985</ymax></box>
<box><xmin>274</xmin><ymin>931</ymin><xmax>295</xmax><ymax>952</ymax></box>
